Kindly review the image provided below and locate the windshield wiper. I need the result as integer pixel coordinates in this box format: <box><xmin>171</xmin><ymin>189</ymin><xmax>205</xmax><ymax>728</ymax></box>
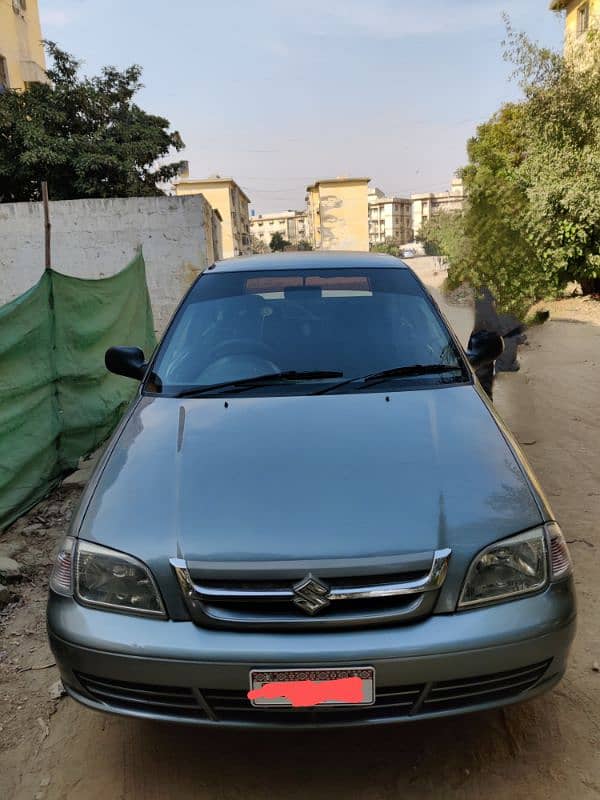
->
<box><xmin>174</xmin><ymin>370</ymin><xmax>343</xmax><ymax>398</ymax></box>
<box><xmin>313</xmin><ymin>364</ymin><xmax>463</xmax><ymax>395</ymax></box>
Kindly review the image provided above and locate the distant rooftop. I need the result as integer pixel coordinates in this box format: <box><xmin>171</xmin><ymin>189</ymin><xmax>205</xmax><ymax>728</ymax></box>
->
<box><xmin>172</xmin><ymin>174</ymin><xmax>250</xmax><ymax>203</ymax></box>
<box><xmin>368</xmin><ymin>187</ymin><xmax>411</xmax><ymax>204</ymax></box>
<box><xmin>251</xmin><ymin>210</ymin><xmax>306</xmax><ymax>221</ymax></box>
<box><xmin>307</xmin><ymin>176</ymin><xmax>371</xmax><ymax>191</ymax></box>
<box><xmin>411</xmin><ymin>178</ymin><xmax>464</xmax><ymax>201</ymax></box>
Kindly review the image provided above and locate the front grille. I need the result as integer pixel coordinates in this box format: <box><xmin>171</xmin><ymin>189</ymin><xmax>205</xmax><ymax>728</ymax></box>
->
<box><xmin>76</xmin><ymin>660</ymin><xmax>551</xmax><ymax>725</ymax></box>
<box><xmin>170</xmin><ymin>550</ymin><xmax>451</xmax><ymax>630</ymax></box>
<box><xmin>203</xmin><ymin>684</ymin><xmax>424</xmax><ymax>725</ymax></box>
<box><xmin>76</xmin><ymin>673</ymin><xmax>207</xmax><ymax>719</ymax></box>
<box><xmin>423</xmin><ymin>660</ymin><xmax>551</xmax><ymax>712</ymax></box>
<box><xmin>200</xmin><ymin>593</ymin><xmax>437</xmax><ymax>629</ymax></box>
<box><xmin>201</xmin><ymin>660</ymin><xmax>550</xmax><ymax>723</ymax></box>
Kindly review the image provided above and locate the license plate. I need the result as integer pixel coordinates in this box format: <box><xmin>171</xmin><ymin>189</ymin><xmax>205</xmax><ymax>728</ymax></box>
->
<box><xmin>248</xmin><ymin>667</ymin><xmax>375</xmax><ymax>708</ymax></box>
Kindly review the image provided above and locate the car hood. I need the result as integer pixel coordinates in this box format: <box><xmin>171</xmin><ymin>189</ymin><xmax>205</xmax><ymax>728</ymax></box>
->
<box><xmin>79</xmin><ymin>386</ymin><xmax>543</xmax><ymax>579</ymax></box>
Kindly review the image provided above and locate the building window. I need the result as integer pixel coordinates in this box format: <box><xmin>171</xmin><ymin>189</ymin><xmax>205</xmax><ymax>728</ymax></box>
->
<box><xmin>0</xmin><ymin>56</ymin><xmax>9</xmax><ymax>92</ymax></box>
<box><xmin>578</xmin><ymin>2</ymin><xmax>590</xmax><ymax>35</ymax></box>
<box><xmin>12</xmin><ymin>0</ymin><xmax>26</xmax><ymax>12</ymax></box>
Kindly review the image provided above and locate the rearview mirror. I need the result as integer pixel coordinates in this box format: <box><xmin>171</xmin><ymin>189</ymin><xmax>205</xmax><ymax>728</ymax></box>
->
<box><xmin>466</xmin><ymin>331</ymin><xmax>504</xmax><ymax>370</ymax></box>
<box><xmin>105</xmin><ymin>346</ymin><xmax>147</xmax><ymax>380</ymax></box>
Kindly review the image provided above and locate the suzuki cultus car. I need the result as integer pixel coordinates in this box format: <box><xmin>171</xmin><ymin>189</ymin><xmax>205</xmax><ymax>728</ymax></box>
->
<box><xmin>48</xmin><ymin>252</ymin><xmax>576</xmax><ymax>728</ymax></box>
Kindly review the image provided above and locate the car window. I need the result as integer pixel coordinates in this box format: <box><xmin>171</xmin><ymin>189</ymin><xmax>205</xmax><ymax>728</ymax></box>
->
<box><xmin>148</xmin><ymin>268</ymin><xmax>464</xmax><ymax>395</ymax></box>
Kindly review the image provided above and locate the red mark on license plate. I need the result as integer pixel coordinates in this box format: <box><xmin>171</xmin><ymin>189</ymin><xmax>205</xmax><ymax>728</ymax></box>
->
<box><xmin>247</xmin><ymin>676</ymin><xmax>363</xmax><ymax>707</ymax></box>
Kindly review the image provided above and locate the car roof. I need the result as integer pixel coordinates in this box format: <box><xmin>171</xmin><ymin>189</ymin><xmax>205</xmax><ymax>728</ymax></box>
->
<box><xmin>207</xmin><ymin>251</ymin><xmax>409</xmax><ymax>273</ymax></box>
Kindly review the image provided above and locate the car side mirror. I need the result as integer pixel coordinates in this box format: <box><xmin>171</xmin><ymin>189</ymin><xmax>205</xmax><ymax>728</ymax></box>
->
<box><xmin>466</xmin><ymin>331</ymin><xmax>504</xmax><ymax>370</ymax></box>
<box><xmin>105</xmin><ymin>346</ymin><xmax>147</xmax><ymax>381</ymax></box>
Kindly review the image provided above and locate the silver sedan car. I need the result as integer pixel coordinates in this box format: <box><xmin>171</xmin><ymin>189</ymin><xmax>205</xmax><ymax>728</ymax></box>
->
<box><xmin>47</xmin><ymin>252</ymin><xmax>576</xmax><ymax>728</ymax></box>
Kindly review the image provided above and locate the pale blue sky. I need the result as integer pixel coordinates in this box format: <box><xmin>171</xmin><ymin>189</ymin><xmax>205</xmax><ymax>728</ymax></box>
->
<box><xmin>39</xmin><ymin>1</ymin><xmax>564</xmax><ymax>213</ymax></box>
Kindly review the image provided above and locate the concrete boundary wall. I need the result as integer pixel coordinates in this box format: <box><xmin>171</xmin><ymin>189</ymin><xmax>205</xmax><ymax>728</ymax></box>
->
<box><xmin>0</xmin><ymin>195</ymin><xmax>222</xmax><ymax>332</ymax></box>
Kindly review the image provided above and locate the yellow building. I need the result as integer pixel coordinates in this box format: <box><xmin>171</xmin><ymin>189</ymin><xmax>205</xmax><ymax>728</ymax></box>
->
<box><xmin>0</xmin><ymin>0</ymin><xmax>48</xmax><ymax>91</ymax></box>
<box><xmin>173</xmin><ymin>173</ymin><xmax>251</xmax><ymax>259</ymax></box>
<box><xmin>550</xmin><ymin>0</ymin><xmax>600</xmax><ymax>50</ymax></box>
<box><xmin>305</xmin><ymin>177</ymin><xmax>370</xmax><ymax>251</ymax></box>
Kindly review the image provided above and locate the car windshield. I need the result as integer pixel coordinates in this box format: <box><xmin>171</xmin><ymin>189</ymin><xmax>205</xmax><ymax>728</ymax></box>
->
<box><xmin>146</xmin><ymin>267</ymin><xmax>466</xmax><ymax>396</ymax></box>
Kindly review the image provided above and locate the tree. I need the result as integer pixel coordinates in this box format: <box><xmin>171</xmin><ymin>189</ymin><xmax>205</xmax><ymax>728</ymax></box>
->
<box><xmin>505</xmin><ymin>26</ymin><xmax>600</xmax><ymax>295</ymax></box>
<box><xmin>371</xmin><ymin>240</ymin><xmax>401</xmax><ymax>257</ymax></box>
<box><xmin>0</xmin><ymin>42</ymin><xmax>185</xmax><ymax>202</ymax></box>
<box><xmin>250</xmin><ymin>235</ymin><xmax>269</xmax><ymax>254</ymax></box>
<box><xmin>447</xmin><ymin>104</ymin><xmax>553</xmax><ymax>316</ymax></box>
<box><xmin>418</xmin><ymin>213</ymin><xmax>466</xmax><ymax>260</ymax></box>
<box><xmin>442</xmin><ymin>24</ymin><xmax>600</xmax><ymax>313</ymax></box>
<box><xmin>270</xmin><ymin>232</ymin><xmax>290</xmax><ymax>252</ymax></box>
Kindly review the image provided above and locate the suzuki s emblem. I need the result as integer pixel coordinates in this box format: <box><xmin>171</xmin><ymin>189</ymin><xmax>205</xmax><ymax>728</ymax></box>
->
<box><xmin>293</xmin><ymin>574</ymin><xmax>331</xmax><ymax>615</ymax></box>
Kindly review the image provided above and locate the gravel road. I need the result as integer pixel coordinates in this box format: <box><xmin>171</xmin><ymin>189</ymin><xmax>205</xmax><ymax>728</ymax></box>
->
<box><xmin>1</xmin><ymin>270</ymin><xmax>599</xmax><ymax>800</ymax></box>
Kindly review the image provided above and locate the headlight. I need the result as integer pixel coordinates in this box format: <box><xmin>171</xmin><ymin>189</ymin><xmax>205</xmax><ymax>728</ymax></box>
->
<box><xmin>74</xmin><ymin>541</ymin><xmax>166</xmax><ymax>617</ymax></box>
<box><xmin>459</xmin><ymin>527</ymin><xmax>549</xmax><ymax>609</ymax></box>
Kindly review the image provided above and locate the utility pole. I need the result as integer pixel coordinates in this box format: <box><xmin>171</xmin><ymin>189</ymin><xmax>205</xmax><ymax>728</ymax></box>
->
<box><xmin>41</xmin><ymin>181</ymin><xmax>51</xmax><ymax>269</ymax></box>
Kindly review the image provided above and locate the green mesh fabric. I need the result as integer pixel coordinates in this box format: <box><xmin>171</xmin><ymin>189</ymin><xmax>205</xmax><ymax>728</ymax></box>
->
<box><xmin>0</xmin><ymin>252</ymin><xmax>156</xmax><ymax>529</ymax></box>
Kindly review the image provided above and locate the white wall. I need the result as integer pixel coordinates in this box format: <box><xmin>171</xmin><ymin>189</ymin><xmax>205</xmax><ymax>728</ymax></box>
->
<box><xmin>0</xmin><ymin>195</ymin><xmax>221</xmax><ymax>331</ymax></box>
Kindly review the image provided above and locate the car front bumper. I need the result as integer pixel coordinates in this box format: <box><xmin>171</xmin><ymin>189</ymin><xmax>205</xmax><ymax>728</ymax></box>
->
<box><xmin>47</xmin><ymin>580</ymin><xmax>576</xmax><ymax>729</ymax></box>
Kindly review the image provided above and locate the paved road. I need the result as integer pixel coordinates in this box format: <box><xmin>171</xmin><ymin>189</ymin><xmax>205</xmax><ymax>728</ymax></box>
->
<box><xmin>3</xmin><ymin>270</ymin><xmax>599</xmax><ymax>800</ymax></box>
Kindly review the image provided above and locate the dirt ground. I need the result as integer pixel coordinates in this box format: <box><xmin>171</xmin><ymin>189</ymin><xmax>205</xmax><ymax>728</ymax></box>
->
<box><xmin>1</xmin><ymin>275</ymin><xmax>600</xmax><ymax>800</ymax></box>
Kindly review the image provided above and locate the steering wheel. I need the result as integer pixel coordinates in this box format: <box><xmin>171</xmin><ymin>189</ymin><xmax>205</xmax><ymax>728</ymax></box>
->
<box><xmin>206</xmin><ymin>338</ymin><xmax>278</xmax><ymax>365</ymax></box>
<box><xmin>196</xmin><ymin>339</ymin><xmax>280</xmax><ymax>384</ymax></box>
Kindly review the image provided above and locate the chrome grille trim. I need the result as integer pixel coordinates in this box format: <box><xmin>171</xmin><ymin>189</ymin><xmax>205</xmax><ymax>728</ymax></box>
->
<box><xmin>185</xmin><ymin>551</ymin><xmax>436</xmax><ymax>580</ymax></box>
<box><xmin>171</xmin><ymin>549</ymin><xmax>451</xmax><ymax>602</ymax></box>
<box><xmin>169</xmin><ymin>549</ymin><xmax>451</xmax><ymax>630</ymax></box>
<box><xmin>170</xmin><ymin>549</ymin><xmax>451</xmax><ymax>630</ymax></box>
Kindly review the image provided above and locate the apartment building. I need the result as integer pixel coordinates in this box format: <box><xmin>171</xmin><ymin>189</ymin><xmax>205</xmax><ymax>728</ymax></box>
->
<box><xmin>411</xmin><ymin>178</ymin><xmax>465</xmax><ymax>236</ymax></box>
<box><xmin>550</xmin><ymin>0</ymin><xmax>599</xmax><ymax>51</ymax></box>
<box><xmin>0</xmin><ymin>0</ymin><xmax>48</xmax><ymax>91</ymax></box>
<box><xmin>250</xmin><ymin>210</ymin><xmax>308</xmax><ymax>247</ymax></box>
<box><xmin>368</xmin><ymin>188</ymin><xmax>413</xmax><ymax>246</ymax></box>
<box><xmin>306</xmin><ymin>177</ymin><xmax>370</xmax><ymax>251</ymax></box>
<box><xmin>173</xmin><ymin>173</ymin><xmax>251</xmax><ymax>259</ymax></box>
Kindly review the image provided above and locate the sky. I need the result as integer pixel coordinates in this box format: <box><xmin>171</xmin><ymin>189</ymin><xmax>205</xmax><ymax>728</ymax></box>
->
<box><xmin>39</xmin><ymin>0</ymin><xmax>564</xmax><ymax>213</ymax></box>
